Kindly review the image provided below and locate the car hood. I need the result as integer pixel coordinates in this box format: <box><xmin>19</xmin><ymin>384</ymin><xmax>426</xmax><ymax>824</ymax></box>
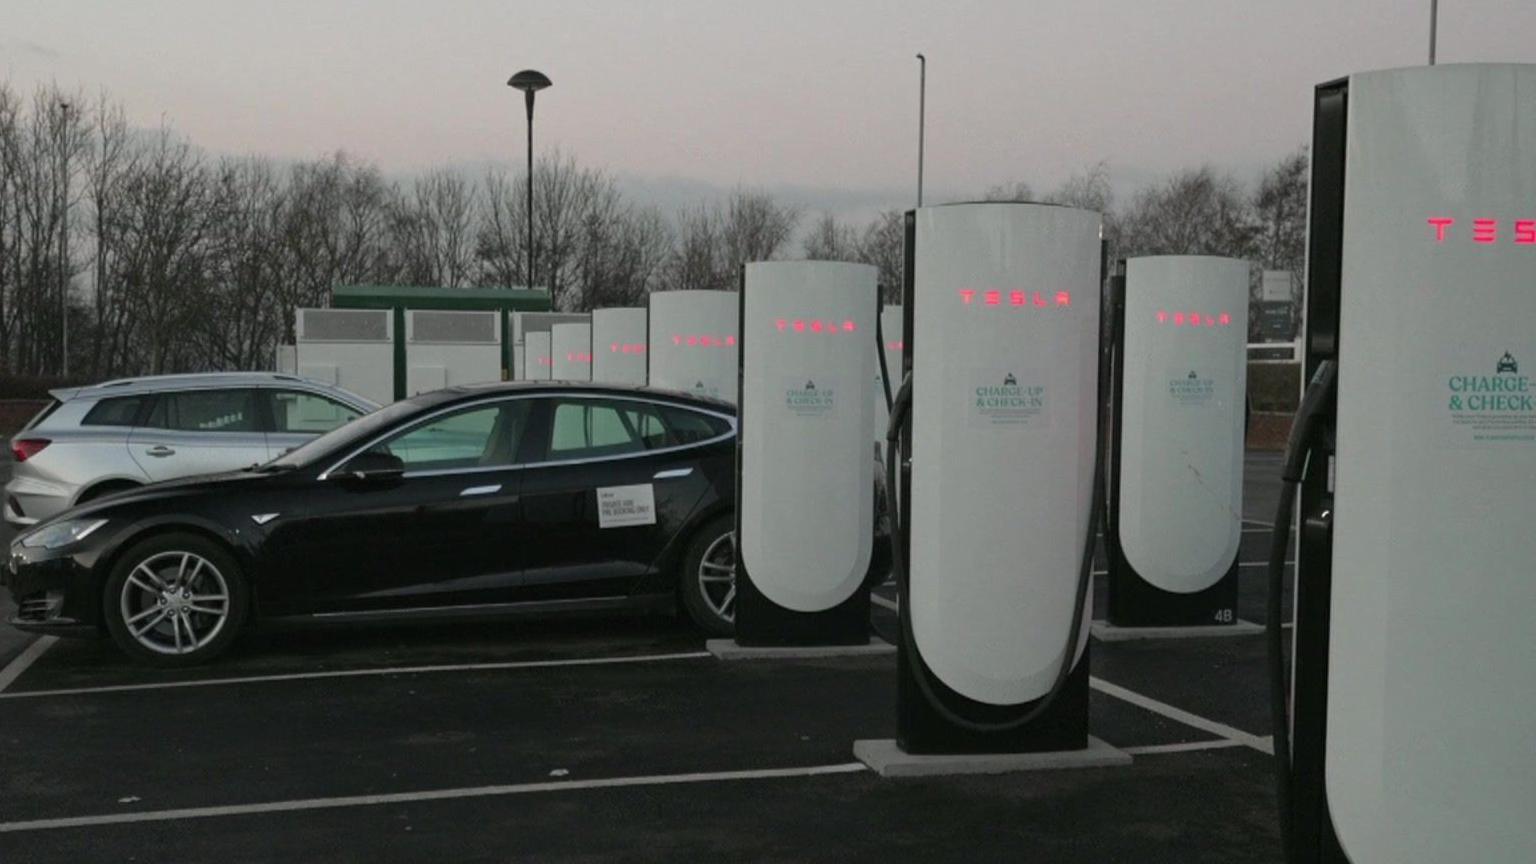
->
<box><xmin>49</xmin><ymin>469</ymin><xmax>274</xmax><ymax>521</ymax></box>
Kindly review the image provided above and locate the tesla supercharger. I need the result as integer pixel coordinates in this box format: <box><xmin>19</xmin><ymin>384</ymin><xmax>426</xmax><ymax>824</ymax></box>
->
<box><xmin>524</xmin><ymin>331</ymin><xmax>553</xmax><ymax>381</ymax></box>
<box><xmin>1104</xmin><ymin>256</ymin><xmax>1248</xmax><ymax>628</ymax></box>
<box><xmin>734</xmin><ymin>261</ymin><xmax>878</xmax><ymax>646</ymax></box>
<box><xmin>648</xmin><ymin>290</ymin><xmax>738</xmax><ymax>403</ymax></box>
<box><xmin>592</xmin><ymin>307</ymin><xmax>648</xmax><ymax>385</ymax></box>
<box><xmin>1278</xmin><ymin>64</ymin><xmax>1536</xmax><ymax>863</ymax></box>
<box><xmin>513</xmin><ymin>312</ymin><xmax>586</xmax><ymax>380</ymax></box>
<box><xmin>893</xmin><ymin>202</ymin><xmax>1104</xmax><ymax>754</ymax></box>
<box><xmin>551</xmin><ymin>322</ymin><xmax>592</xmax><ymax>381</ymax></box>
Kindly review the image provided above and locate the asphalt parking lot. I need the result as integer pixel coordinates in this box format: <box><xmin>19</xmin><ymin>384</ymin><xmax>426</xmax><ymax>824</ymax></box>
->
<box><xmin>0</xmin><ymin>452</ymin><xmax>1292</xmax><ymax>863</ymax></box>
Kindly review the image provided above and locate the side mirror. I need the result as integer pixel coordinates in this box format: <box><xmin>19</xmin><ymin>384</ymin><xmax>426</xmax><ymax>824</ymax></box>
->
<box><xmin>337</xmin><ymin>451</ymin><xmax>405</xmax><ymax>482</ymax></box>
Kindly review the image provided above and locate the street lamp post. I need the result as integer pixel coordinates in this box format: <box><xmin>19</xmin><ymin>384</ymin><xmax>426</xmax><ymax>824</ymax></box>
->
<box><xmin>915</xmin><ymin>54</ymin><xmax>926</xmax><ymax>207</ymax></box>
<box><xmin>508</xmin><ymin>70</ymin><xmax>552</xmax><ymax>292</ymax></box>
<box><xmin>58</xmin><ymin>100</ymin><xmax>71</xmax><ymax>377</ymax></box>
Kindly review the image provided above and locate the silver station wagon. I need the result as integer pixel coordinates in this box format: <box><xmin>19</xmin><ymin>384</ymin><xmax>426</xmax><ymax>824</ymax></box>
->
<box><xmin>5</xmin><ymin>372</ymin><xmax>378</xmax><ymax>527</ymax></box>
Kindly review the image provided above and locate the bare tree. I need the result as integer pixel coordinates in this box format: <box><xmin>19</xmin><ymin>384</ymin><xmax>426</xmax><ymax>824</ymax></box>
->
<box><xmin>984</xmin><ymin>180</ymin><xmax>1035</xmax><ymax>202</ymax></box>
<box><xmin>1252</xmin><ymin>149</ymin><xmax>1308</xmax><ymax>282</ymax></box>
<box><xmin>802</xmin><ymin>212</ymin><xmax>859</xmax><ymax>260</ymax></box>
<box><xmin>856</xmin><ymin>209</ymin><xmax>904</xmax><ymax>302</ymax></box>
<box><xmin>385</xmin><ymin>168</ymin><xmax>478</xmax><ymax>287</ymax></box>
<box><xmin>1118</xmin><ymin>166</ymin><xmax>1257</xmax><ymax>260</ymax></box>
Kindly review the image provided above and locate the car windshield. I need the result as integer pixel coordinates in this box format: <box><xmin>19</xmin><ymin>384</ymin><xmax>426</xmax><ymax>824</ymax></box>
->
<box><xmin>262</xmin><ymin>391</ymin><xmax>460</xmax><ymax>471</ymax></box>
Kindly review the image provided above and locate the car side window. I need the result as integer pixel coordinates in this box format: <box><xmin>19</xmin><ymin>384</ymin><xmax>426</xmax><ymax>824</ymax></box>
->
<box><xmin>268</xmin><ymin>390</ymin><xmax>363</xmax><ymax>434</ymax></box>
<box><xmin>660</xmin><ymin>406</ymin><xmax>731</xmax><ymax>445</ymax></box>
<box><xmin>81</xmin><ymin>396</ymin><xmax>145</xmax><ymax>427</ymax></box>
<box><xmin>545</xmin><ymin>399</ymin><xmax>667</xmax><ymax>461</ymax></box>
<box><xmin>372</xmin><ymin>401</ymin><xmax>528</xmax><ymax>473</ymax></box>
<box><xmin>143</xmin><ymin>390</ymin><xmax>260</xmax><ymax>433</ymax></box>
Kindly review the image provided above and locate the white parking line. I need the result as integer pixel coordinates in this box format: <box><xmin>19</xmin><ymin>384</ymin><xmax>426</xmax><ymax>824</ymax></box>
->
<box><xmin>1088</xmin><ymin>677</ymin><xmax>1273</xmax><ymax>754</ymax></box>
<box><xmin>1119</xmin><ymin>739</ymin><xmax>1247</xmax><ymax>756</ymax></box>
<box><xmin>0</xmin><ymin>636</ymin><xmax>57</xmax><ymax>694</ymax></box>
<box><xmin>0</xmin><ymin>762</ymin><xmax>870</xmax><ymax>833</ymax></box>
<box><xmin>0</xmin><ymin>650</ymin><xmax>712</xmax><ymax>701</ymax></box>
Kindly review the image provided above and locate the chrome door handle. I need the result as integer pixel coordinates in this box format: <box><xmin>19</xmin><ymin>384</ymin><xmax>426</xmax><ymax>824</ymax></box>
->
<box><xmin>653</xmin><ymin>468</ymin><xmax>693</xmax><ymax>480</ymax></box>
<box><xmin>146</xmin><ymin>445</ymin><xmax>176</xmax><ymax>457</ymax></box>
<box><xmin>460</xmin><ymin>484</ymin><xmax>502</xmax><ymax>497</ymax></box>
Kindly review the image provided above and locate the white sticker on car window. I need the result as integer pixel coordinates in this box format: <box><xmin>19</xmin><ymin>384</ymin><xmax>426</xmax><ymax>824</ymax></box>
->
<box><xmin>597</xmin><ymin>484</ymin><xmax>657</xmax><ymax>528</ymax></box>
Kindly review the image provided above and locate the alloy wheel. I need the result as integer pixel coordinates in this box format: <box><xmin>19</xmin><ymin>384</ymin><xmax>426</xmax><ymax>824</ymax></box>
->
<box><xmin>698</xmin><ymin>531</ymin><xmax>737</xmax><ymax>623</ymax></box>
<box><xmin>119</xmin><ymin>551</ymin><xmax>232</xmax><ymax>656</ymax></box>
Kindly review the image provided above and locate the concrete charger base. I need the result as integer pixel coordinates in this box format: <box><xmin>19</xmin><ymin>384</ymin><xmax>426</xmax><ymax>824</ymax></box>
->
<box><xmin>853</xmin><ymin>737</ymin><xmax>1132</xmax><ymax>778</ymax></box>
<box><xmin>1089</xmin><ymin>619</ymin><xmax>1264</xmax><ymax>642</ymax></box>
<box><xmin>706</xmin><ymin>638</ymin><xmax>896</xmax><ymax>660</ymax></box>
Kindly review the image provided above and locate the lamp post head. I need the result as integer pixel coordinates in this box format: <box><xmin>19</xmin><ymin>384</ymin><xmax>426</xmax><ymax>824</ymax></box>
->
<box><xmin>507</xmin><ymin>70</ymin><xmax>552</xmax><ymax>93</ymax></box>
<box><xmin>508</xmin><ymin>69</ymin><xmax>551</xmax><ymax>120</ymax></box>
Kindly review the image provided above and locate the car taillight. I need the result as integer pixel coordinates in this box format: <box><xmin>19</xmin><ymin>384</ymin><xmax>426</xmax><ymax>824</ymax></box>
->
<box><xmin>12</xmin><ymin>439</ymin><xmax>49</xmax><ymax>462</ymax></box>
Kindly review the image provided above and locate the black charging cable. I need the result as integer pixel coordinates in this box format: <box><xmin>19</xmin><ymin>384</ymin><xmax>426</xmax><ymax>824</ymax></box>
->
<box><xmin>868</xmin><ymin>302</ymin><xmax>902</xmax><ymax>646</ymax></box>
<box><xmin>880</xmin><ymin>326</ymin><xmax>1110</xmax><ymax>733</ymax></box>
<box><xmin>1266</xmin><ymin>359</ymin><xmax>1337</xmax><ymax>863</ymax></box>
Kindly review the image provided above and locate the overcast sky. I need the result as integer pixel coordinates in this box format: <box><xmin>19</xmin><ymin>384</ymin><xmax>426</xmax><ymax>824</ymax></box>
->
<box><xmin>3</xmin><ymin>0</ymin><xmax>1534</xmax><ymax>219</ymax></box>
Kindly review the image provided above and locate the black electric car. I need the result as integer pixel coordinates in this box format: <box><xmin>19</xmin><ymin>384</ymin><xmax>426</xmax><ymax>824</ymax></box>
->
<box><xmin>3</xmin><ymin>383</ymin><xmax>746</xmax><ymax>665</ymax></box>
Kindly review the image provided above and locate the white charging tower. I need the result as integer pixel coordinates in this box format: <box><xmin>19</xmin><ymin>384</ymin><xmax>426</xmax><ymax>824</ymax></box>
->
<box><xmin>1290</xmin><ymin>64</ymin><xmax>1536</xmax><ymax>863</ymax></box>
<box><xmin>523</xmin><ymin>331</ymin><xmax>553</xmax><ymax>381</ymax></box>
<box><xmin>591</xmin><ymin>307</ymin><xmax>648</xmax><ymax>386</ymax></box>
<box><xmin>551</xmin><ymin>322</ymin><xmax>592</xmax><ymax>381</ymax></box>
<box><xmin>734</xmin><ymin>261</ymin><xmax>878</xmax><ymax>646</ymax></box>
<box><xmin>513</xmin><ymin>312</ymin><xmax>587</xmax><ymax>381</ymax></box>
<box><xmin>1105</xmin><ymin>256</ymin><xmax>1248</xmax><ymax>627</ymax></box>
<box><xmin>648</xmin><ymin>290</ymin><xmax>738</xmax><ymax>403</ymax></box>
<box><xmin>896</xmin><ymin>202</ymin><xmax>1103</xmax><ymax>754</ymax></box>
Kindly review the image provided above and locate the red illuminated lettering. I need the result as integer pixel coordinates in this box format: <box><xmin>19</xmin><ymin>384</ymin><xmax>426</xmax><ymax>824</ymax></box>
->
<box><xmin>725</xmin><ymin>335</ymin><xmax>736</xmax><ymax>346</ymax></box>
<box><xmin>1032</xmin><ymin>292</ymin><xmax>1047</xmax><ymax>308</ymax></box>
<box><xmin>1157</xmin><ymin>310</ymin><xmax>1168</xmax><ymax>324</ymax></box>
<box><xmin>842</xmin><ymin>320</ymin><xmax>856</xmax><ymax>332</ymax></box>
<box><xmin>811</xmin><ymin>319</ymin><xmax>824</xmax><ymax>333</ymax></box>
<box><xmin>1010</xmin><ymin>290</ymin><xmax>1026</xmax><ymax>306</ymax></box>
<box><xmin>984</xmin><ymin>290</ymin><xmax>1001</xmax><ymax>306</ymax></box>
<box><xmin>793</xmin><ymin>319</ymin><xmax>805</xmax><ymax>332</ymax></box>
<box><xmin>1218</xmin><ymin>312</ymin><xmax>1232</xmax><ymax>326</ymax></box>
<box><xmin>1516</xmin><ymin>220</ymin><xmax>1536</xmax><ymax>245</ymax></box>
<box><xmin>1173</xmin><ymin>312</ymin><xmax>1185</xmax><ymax>327</ymax></box>
<box><xmin>1055</xmin><ymin>291</ymin><xmax>1071</xmax><ymax>307</ymax></box>
<box><xmin>959</xmin><ymin>289</ymin><xmax>976</xmax><ymax>305</ymax></box>
<box><xmin>687</xmin><ymin>336</ymin><xmax>699</xmax><ymax>346</ymax></box>
<box><xmin>776</xmin><ymin>318</ymin><xmax>787</xmax><ymax>331</ymax></box>
<box><xmin>1428</xmin><ymin>217</ymin><xmax>1455</xmax><ymax>242</ymax></box>
<box><xmin>1473</xmin><ymin>219</ymin><xmax>1497</xmax><ymax>245</ymax></box>
<box><xmin>1189</xmin><ymin>312</ymin><xmax>1202</xmax><ymax>326</ymax></box>
<box><xmin>671</xmin><ymin>335</ymin><xmax>682</xmax><ymax>346</ymax></box>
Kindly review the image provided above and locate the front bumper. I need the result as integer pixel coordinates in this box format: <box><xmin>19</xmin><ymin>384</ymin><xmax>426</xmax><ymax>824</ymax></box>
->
<box><xmin>4</xmin><ymin>544</ymin><xmax>104</xmax><ymax>636</ymax></box>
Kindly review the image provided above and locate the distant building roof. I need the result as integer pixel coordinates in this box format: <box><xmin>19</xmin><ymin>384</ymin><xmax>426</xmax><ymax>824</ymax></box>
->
<box><xmin>332</xmin><ymin>284</ymin><xmax>553</xmax><ymax>313</ymax></box>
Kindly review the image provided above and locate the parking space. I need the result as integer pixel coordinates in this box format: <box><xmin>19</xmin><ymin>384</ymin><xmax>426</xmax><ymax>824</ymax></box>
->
<box><xmin>0</xmin><ymin>452</ymin><xmax>1289</xmax><ymax>862</ymax></box>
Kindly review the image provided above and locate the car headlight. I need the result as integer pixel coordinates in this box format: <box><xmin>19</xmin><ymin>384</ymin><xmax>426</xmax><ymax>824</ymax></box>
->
<box><xmin>20</xmin><ymin>518</ymin><xmax>109</xmax><ymax>550</ymax></box>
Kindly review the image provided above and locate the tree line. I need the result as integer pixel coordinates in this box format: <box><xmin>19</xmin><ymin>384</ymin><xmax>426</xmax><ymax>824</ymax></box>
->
<box><xmin>0</xmin><ymin>81</ymin><xmax>1306</xmax><ymax>382</ymax></box>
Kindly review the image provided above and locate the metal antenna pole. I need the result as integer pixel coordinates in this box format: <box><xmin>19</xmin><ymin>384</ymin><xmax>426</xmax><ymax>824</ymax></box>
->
<box><xmin>1429</xmin><ymin>0</ymin><xmax>1439</xmax><ymax>65</ymax></box>
<box><xmin>916</xmin><ymin>54</ymin><xmax>926</xmax><ymax>207</ymax></box>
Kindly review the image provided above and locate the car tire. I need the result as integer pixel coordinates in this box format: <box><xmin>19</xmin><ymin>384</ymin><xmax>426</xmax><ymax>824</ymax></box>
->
<box><xmin>102</xmin><ymin>532</ymin><xmax>249</xmax><ymax>667</ymax></box>
<box><xmin>679</xmin><ymin>515</ymin><xmax>736</xmax><ymax>637</ymax></box>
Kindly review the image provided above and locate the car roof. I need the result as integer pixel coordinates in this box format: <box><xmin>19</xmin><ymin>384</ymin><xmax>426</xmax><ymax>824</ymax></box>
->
<box><xmin>445</xmin><ymin>380</ymin><xmax>737</xmax><ymax>414</ymax></box>
<box><xmin>51</xmin><ymin>373</ymin><xmax>378</xmax><ymax>407</ymax></box>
